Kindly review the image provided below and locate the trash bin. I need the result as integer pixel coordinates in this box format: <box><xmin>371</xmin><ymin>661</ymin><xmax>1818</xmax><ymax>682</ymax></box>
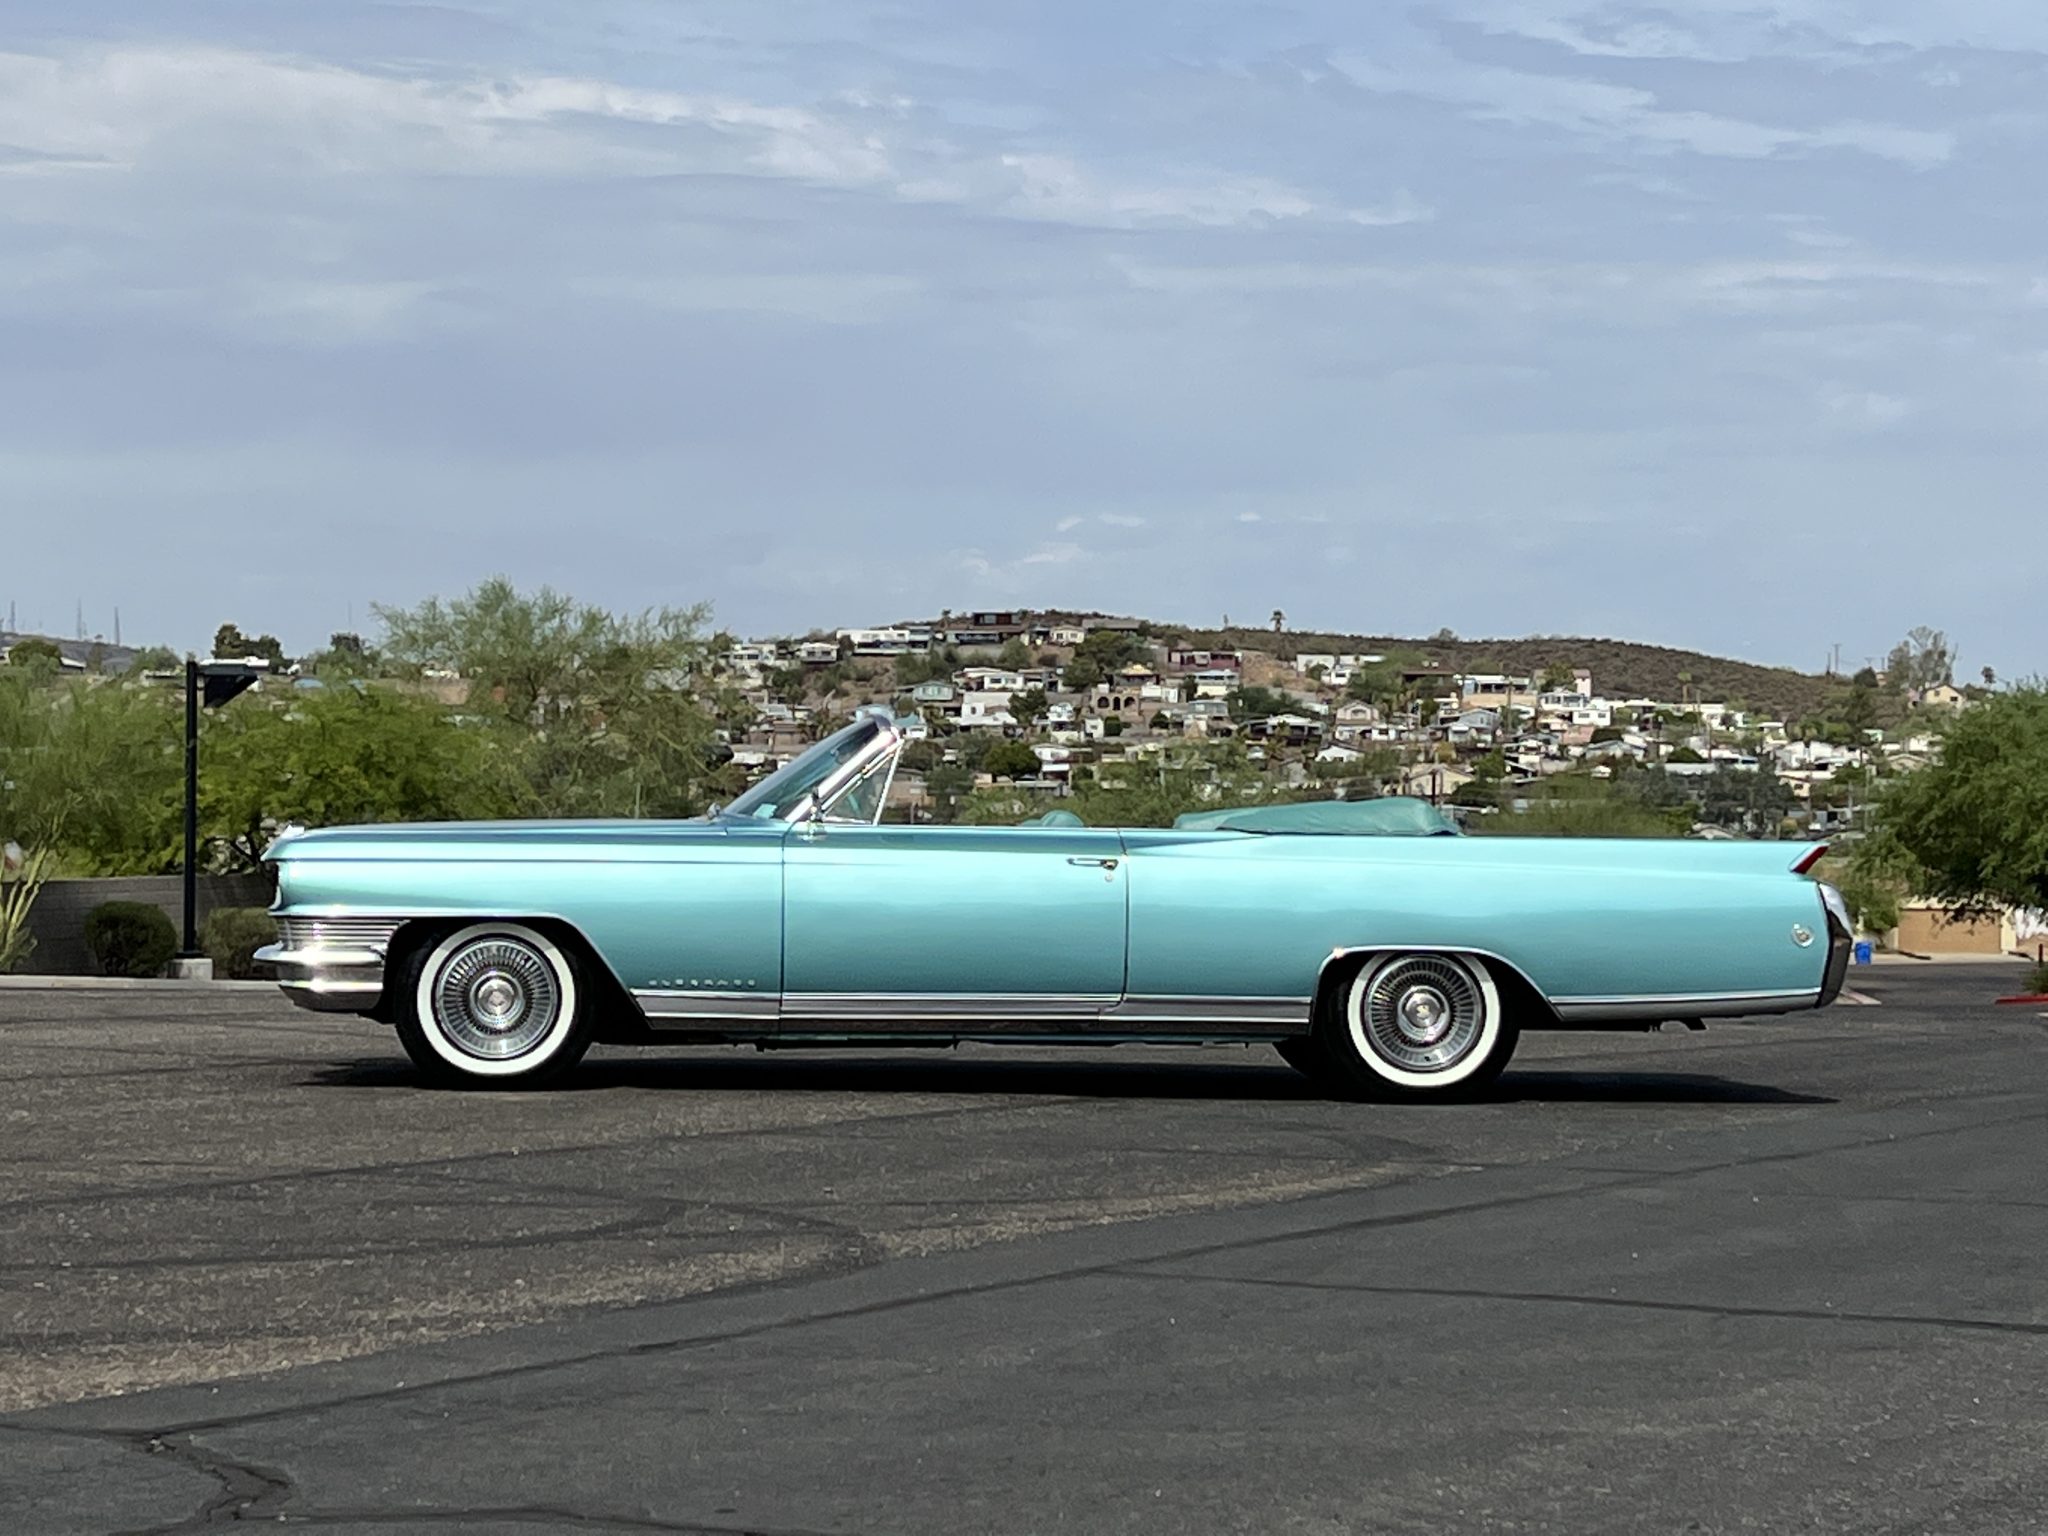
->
<box><xmin>1853</xmin><ymin>940</ymin><xmax>1874</xmax><ymax>965</ymax></box>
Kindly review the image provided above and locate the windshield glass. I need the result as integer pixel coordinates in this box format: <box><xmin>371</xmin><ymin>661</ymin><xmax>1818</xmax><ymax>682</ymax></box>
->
<box><xmin>724</xmin><ymin>718</ymin><xmax>884</xmax><ymax>822</ymax></box>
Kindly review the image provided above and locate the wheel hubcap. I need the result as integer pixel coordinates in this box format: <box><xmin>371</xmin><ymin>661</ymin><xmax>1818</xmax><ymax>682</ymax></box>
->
<box><xmin>434</xmin><ymin>939</ymin><xmax>559</xmax><ymax>1060</ymax></box>
<box><xmin>1359</xmin><ymin>956</ymin><xmax>1486</xmax><ymax>1073</ymax></box>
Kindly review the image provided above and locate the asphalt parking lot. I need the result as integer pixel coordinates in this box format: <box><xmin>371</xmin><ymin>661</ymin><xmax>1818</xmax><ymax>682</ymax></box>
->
<box><xmin>2</xmin><ymin>962</ymin><xmax>2044</xmax><ymax>1534</ymax></box>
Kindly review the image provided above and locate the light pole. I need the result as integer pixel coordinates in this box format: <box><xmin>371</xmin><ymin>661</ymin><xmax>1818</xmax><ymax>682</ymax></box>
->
<box><xmin>177</xmin><ymin>658</ymin><xmax>262</xmax><ymax>971</ymax></box>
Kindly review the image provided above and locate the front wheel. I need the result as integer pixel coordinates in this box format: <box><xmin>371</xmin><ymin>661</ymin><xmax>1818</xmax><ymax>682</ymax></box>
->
<box><xmin>1319</xmin><ymin>952</ymin><xmax>1518</xmax><ymax>1101</ymax></box>
<box><xmin>395</xmin><ymin>922</ymin><xmax>593</xmax><ymax>1088</ymax></box>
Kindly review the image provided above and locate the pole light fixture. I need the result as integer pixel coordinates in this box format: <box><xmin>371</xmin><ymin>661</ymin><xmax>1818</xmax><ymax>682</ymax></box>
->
<box><xmin>178</xmin><ymin>658</ymin><xmax>263</xmax><ymax>962</ymax></box>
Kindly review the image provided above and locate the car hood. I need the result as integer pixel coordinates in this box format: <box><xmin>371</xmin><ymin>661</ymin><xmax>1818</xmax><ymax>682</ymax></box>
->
<box><xmin>264</xmin><ymin>817</ymin><xmax>752</xmax><ymax>862</ymax></box>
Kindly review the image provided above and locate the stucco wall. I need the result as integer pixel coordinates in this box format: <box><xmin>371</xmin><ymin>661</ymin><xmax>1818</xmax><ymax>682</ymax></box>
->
<box><xmin>21</xmin><ymin>874</ymin><xmax>274</xmax><ymax>976</ymax></box>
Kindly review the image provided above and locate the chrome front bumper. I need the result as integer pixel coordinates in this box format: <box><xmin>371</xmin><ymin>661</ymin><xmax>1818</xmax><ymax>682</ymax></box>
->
<box><xmin>254</xmin><ymin>941</ymin><xmax>389</xmax><ymax>1013</ymax></box>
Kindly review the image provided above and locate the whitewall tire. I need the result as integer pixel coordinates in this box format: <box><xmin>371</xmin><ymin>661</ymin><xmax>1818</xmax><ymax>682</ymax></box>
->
<box><xmin>396</xmin><ymin>922</ymin><xmax>591</xmax><ymax>1086</ymax></box>
<box><xmin>1324</xmin><ymin>951</ymin><xmax>1517</xmax><ymax>1100</ymax></box>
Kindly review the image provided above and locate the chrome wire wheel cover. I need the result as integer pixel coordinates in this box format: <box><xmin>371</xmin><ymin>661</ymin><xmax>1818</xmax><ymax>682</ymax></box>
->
<box><xmin>431</xmin><ymin>936</ymin><xmax>561</xmax><ymax>1060</ymax></box>
<box><xmin>1354</xmin><ymin>954</ymin><xmax>1487</xmax><ymax>1075</ymax></box>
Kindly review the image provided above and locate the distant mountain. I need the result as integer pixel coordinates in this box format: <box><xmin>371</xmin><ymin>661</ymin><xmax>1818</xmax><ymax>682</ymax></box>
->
<box><xmin>1162</xmin><ymin>623</ymin><xmax>1840</xmax><ymax>721</ymax></box>
<box><xmin>0</xmin><ymin>631</ymin><xmax>140</xmax><ymax>674</ymax></box>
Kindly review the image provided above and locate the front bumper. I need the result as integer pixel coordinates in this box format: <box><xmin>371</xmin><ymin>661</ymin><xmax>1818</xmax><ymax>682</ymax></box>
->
<box><xmin>254</xmin><ymin>943</ymin><xmax>387</xmax><ymax>1013</ymax></box>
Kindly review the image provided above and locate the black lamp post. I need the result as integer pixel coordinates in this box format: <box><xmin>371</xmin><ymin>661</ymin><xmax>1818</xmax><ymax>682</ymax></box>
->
<box><xmin>178</xmin><ymin>658</ymin><xmax>262</xmax><ymax>961</ymax></box>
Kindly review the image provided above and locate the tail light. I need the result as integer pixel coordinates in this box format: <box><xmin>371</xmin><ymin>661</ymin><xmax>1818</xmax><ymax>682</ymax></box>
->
<box><xmin>1791</xmin><ymin>844</ymin><xmax>1828</xmax><ymax>876</ymax></box>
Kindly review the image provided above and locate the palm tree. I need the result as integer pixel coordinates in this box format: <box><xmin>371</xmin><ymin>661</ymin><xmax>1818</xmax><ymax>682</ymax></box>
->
<box><xmin>1270</xmin><ymin>609</ymin><xmax>1286</xmax><ymax>633</ymax></box>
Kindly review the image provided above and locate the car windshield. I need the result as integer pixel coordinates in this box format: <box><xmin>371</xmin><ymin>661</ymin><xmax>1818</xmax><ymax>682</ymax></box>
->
<box><xmin>723</xmin><ymin>718</ymin><xmax>886</xmax><ymax>822</ymax></box>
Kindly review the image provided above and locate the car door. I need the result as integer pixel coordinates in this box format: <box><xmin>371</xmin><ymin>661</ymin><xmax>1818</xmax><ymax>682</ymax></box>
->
<box><xmin>780</xmin><ymin>824</ymin><xmax>1128</xmax><ymax>1028</ymax></box>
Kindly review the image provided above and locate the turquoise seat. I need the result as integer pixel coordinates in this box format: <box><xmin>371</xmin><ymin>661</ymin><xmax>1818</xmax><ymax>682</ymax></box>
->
<box><xmin>1016</xmin><ymin>809</ymin><xmax>1086</xmax><ymax>828</ymax></box>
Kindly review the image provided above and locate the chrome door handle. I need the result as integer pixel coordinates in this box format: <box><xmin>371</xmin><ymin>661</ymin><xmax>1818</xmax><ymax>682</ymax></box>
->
<box><xmin>1067</xmin><ymin>856</ymin><xmax>1118</xmax><ymax>869</ymax></box>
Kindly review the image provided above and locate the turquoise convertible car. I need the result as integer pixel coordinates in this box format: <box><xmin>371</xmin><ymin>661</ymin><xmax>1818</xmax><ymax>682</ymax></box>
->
<box><xmin>257</xmin><ymin>710</ymin><xmax>1852</xmax><ymax>1097</ymax></box>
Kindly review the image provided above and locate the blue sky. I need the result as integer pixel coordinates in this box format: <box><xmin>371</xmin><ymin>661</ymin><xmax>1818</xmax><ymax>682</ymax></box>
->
<box><xmin>2</xmin><ymin>2</ymin><xmax>2042</xmax><ymax>675</ymax></box>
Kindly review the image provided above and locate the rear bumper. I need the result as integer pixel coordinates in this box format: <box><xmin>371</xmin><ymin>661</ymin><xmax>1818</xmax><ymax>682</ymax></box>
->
<box><xmin>253</xmin><ymin>943</ymin><xmax>386</xmax><ymax>1013</ymax></box>
<box><xmin>1817</xmin><ymin>914</ymin><xmax>1853</xmax><ymax>1008</ymax></box>
<box><xmin>1815</xmin><ymin>882</ymin><xmax>1854</xmax><ymax>1008</ymax></box>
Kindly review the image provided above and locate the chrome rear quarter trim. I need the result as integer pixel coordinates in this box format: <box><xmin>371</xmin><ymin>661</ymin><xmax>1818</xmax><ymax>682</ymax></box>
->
<box><xmin>1549</xmin><ymin>990</ymin><xmax>1822</xmax><ymax>1022</ymax></box>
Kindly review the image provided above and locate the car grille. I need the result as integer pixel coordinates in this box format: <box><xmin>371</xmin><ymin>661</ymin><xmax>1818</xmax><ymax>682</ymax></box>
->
<box><xmin>277</xmin><ymin>917</ymin><xmax>404</xmax><ymax>953</ymax></box>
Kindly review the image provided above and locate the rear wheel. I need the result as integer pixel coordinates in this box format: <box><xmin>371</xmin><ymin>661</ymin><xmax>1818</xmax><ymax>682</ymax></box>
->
<box><xmin>1318</xmin><ymin>951</ymin><xmax>1518</xmax><ymax>1101</ymax></box>
<box><xmin>395</xmin><ymin>922</ymin><xmax>593</xmax><ymax>1088</ymax></box>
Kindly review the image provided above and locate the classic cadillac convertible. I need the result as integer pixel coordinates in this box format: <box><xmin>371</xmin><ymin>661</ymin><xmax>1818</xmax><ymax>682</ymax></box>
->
<box><xmin>257</xmin><ymin>709</ymin><xmax>1852</xmax><ymax>1098</ymax></box>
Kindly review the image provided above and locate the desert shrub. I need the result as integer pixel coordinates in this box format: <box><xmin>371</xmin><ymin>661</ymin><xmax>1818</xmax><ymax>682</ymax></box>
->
<box><xmin>2026</xmin><ymin>960</ymin><xmax>2048</xmax><ymax>997</ymax></box>
<box><xmin>203</xmin><ymin>906</ymin><xmax>278</xmax><ymax>979</ymax></box>
<box><xmin>84</xmin><ymin>900</ymin><xmax>177</xmax><ymax>978</ymax></box>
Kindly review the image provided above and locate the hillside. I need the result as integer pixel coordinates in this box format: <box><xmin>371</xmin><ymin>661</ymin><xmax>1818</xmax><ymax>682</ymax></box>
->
<box><xmin>1162</xmin><ymin>623</ymin><xmax>1839</xmax><ymax>721</ymax></box>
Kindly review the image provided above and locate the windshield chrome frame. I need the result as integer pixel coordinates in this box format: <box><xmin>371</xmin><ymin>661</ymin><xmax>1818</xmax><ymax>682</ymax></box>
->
<box><xmin>784</xmin><ymin>722</ymin><xmax>903</xmax><ymax>826</ymax></box>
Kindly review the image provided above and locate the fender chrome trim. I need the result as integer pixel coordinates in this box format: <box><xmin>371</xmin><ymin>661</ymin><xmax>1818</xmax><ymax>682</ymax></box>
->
<box><xmin>1549</xmin><ymin>989</ymin><xmax>1822</xmax><ymax>1022</ymax></box>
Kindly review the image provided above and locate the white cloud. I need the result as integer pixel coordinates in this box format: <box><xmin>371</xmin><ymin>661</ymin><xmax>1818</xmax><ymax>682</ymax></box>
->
<box><xmin>1054</xmin><ymin>514</ymin><xmax>1084</xmax><ymax>531</ymax></box>
<box><xmin>1822</xmin><ymin>388</ymin><xmax>1913</xmax><ymax>429</ymax></box>
<box><xmin>1327</xmin><ymin>47</ymin><xmax>1953</xmax><ymax>167</ymax></box>
<box><xmin>0</xmin><ymin>46</ymin><xmax>896</xmax><ymax>185</ymax></box>
<box><xmin>1097</xmin><ymin>512</ymin><xmax>1146</xmax><ymax>527</ymax></box>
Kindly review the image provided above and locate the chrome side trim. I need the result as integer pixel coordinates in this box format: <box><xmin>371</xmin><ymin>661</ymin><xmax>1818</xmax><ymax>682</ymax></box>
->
<box><xmin>1104</xmin><ymin>995</ymin><xmax>1310</xmax><ymax>1033</ymax></box>
<box><xmin>629</xmin><ymin>991</ymin><xmax>1313</xmax><ymax>1034</ymax></box>
<box><xmin>1550</xmin><ymin>990</ymin><xmax>1822</xmax><ymax>1022</ymax></box>
<box><xmin>634</xmin><ymin>989</ymin><xmax>779</xmax><ymax>1022</ymax></box>
<box><xmin>782</xmin><ymin>992</ymin><xmax>1117</xmax><ymax>1023</ymax></box>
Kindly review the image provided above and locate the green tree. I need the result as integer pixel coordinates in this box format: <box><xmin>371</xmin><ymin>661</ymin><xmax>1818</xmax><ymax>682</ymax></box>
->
<box><xmin>996</xmin><ymin>637</ymin><xmax>1032</xmax><ymax>669</ymax></box>
<box><xmin>0</xmin><ymin>674</ymin><xmax>183</xmax><ymax>873</ymax></box>
<box><xmin>1010</xmin><ymin>687</ymin><xmax>1049</xmax><ymax>728</ymax></box>
<box><xmin>893</xmin><ymin>645</ymin><xmax>959</xmax><ymax>688</ymax></box>
<box><xmin>1228</xmin><ymin>684</ymin><xmax>1294</xmax><ymax>720</ymax></box>
<box><xmin>1871</xmin><ymin>686</ymin><xmax>2048</xmax><ymax>912</ymax></box>
<box><xmin>374</xmin><ymin>578</ymin><xmax>737</xmax><ymax>818</ymax></box>
<box><xmin>1070</xmin><ymin>628</ymin><xmax>1149</xmax><ymax>674</ymax></box>
<box><xmin>983</xmin><ymin>739</ymin><xmax>1042</xmax><ymax>780</ymax></box>
<box><xmin>212</xmin><ymin>623</ymin><xmax>288</xmax><ymax>672</ymax></box>
<box><xmin>1450</xmin><ymin>751</ymin><xmax>1505</xmax><ymax>810</ymax></box>
<box><xmin>922</xmin><ymin>760</ymin><xmax>974</xmax><ymax>823</ymax></box>
<box><xmin>1694</xmin><ymin>767</ymin><xmax>1799</xmax><ymax>836</ymax></box>
<box><xmin>5</xmin><ymin>637</ymin><xmax>62</xmax><ymax>672</ymax></box>
<box><xmin>1884</xmin><ymin>627</ymin><xmax>1954</xmax><ymax>694</ymax></box>
<box><xmin>127</xmin><ymin>645</ymin><xmax>180</xmax><ymax>675</ymax></box>
<box><xmin>202</xmin><ymin>687</ymin><xmax>525</xmax><ymax>868</ymax></box>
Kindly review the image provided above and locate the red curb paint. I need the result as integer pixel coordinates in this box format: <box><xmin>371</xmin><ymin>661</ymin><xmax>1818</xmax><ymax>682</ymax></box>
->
<box><xmin>1993</xmin><ymin>994</ymin><xmax>2048</xmax><ymax>1005</ymax></box>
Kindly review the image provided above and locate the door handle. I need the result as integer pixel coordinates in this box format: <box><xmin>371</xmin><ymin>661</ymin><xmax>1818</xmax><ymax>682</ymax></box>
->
<box><xmin>1067</xmin><ymin>856</ymin><xmax>1119</xmax><ymax>869</ymax></box>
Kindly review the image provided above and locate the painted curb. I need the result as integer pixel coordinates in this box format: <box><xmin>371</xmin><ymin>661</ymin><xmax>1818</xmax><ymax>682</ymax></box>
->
<box><xmin>0</xmin><ymin>975</ymin><xmax>277</xmax><ymax>993</ymax></box>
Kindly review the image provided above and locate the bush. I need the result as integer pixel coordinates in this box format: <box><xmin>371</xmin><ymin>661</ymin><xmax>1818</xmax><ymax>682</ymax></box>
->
<box><xmin>2026</xmin><ymin>960</ymin><xmax>2048</xmax><ymax>997</ymax></box>
<box><xmin>84</xmin><ymin>900</ymin><xmax>178</xmax><ymax>978</ymax></box>
<box><xmin>204</xmin><ymin>906</ymin><xmax>278</xmax><ymax>979</ymax></box>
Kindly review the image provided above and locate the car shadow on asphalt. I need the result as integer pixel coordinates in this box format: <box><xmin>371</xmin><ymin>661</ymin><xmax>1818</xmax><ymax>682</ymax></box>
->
<box><xmin>306</xmin><ymin>1055</ymin><xmax>1831</xmax><ymax>1106</ymax></box>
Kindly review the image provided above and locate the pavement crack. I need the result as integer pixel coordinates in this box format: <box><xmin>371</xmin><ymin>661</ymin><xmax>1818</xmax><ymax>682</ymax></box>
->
<box><xmin>257</xmin><ymin>1504</ymin><xmax>845</xmax><ymax>1532</ymax></box>
<box><xmin>1102</xmin><ymin>1267</ymin><xmax>2048</xmax><ymax>1338</ymax></box>
<box><xmin>109</xmin><ymin>1431</ymin><xmax>295</xmax><ymax>1533</ymax></box>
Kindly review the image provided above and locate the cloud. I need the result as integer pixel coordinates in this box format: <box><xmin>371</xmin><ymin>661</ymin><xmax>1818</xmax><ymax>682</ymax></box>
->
<box><xmin>1822</xmin><ymin>387</ymin><xmax>1913</xmax><ymax>429</ymax></box>
<box><xmin>1327</xmin><ymin>46</ymin><xmax>1953</xmax><ymax>167</ymax></box>
<box><xmin>0</xmin><ymin>45</ymin><xmax>1361</xmax><ymax>230</ymax></box>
